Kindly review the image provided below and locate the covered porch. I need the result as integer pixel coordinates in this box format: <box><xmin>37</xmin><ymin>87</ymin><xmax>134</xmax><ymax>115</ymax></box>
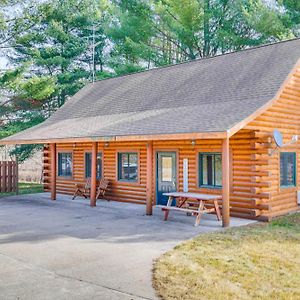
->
<box><xmin>47</xmin><ymin>135</ymin><xmax>231</xmax><ymax>227</ymax></box>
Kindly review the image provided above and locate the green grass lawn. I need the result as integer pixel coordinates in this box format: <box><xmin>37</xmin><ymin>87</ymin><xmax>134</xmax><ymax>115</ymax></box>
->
<box><xmin>153</xmin><ymin>213</ymin><xmax>300</xmax><ymax>300</ymax></box>
<box><xmin>0</xmin><ymin>182</ymin><xmax>43</xmax><ymax>197</ymax></box>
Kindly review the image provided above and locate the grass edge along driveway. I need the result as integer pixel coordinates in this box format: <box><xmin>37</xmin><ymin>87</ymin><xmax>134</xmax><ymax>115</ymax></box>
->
<box><xmin>153</xmin><ymin>212</ymin><xmax>300</xmax><ymax>300</ymax></box>
<box><xmin>0</xmin><ymin>182</ymin><xmax>43</xmax><ymax>197</ymax></box>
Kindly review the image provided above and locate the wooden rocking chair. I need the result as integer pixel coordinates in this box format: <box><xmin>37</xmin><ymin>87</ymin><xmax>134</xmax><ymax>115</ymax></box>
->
<box><xmin>96</xmin><ymin>178</ymin><xmax>109</xmax><ymax>201</ymax></box>
<box><xmin>72</xmin><ymin>178</ymin><xmax>109</xmax><ymax>201</ymax></box>
<box><xmin>72</xmin><ymin>178</ymin><xmax>91</xmax><ymax>200</ymax></box>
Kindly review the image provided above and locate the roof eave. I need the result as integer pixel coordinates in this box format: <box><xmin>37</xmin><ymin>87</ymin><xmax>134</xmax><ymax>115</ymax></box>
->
<box><xmin>0</xmin><ymin>131</ymin><xmax>227</xmax><ymax>145</ymax></box>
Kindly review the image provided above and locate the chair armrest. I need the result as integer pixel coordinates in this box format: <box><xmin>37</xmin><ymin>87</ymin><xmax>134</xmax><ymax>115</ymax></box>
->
<box><xmin>74</xmin><ymin>183</ymin><xmax>85</xmax><ymax>188</ymax></box>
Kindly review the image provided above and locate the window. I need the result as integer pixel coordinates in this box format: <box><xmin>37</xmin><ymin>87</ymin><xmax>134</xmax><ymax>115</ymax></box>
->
<box><xmin>58</xmin><ymin>152</ymin><xmax>72</xmax><ymax>177</ymax></box>
<box><xmin>280</xmin><ymin>152</ymin><xmax>296</xmax><ymax>187</ymax></box>
<box><xmin>85</xmin><ymin>152</ymin><xmax>102</xmax><ymax>179</ymax></box>
<box><xmin>118</xmin><ymin>152</ymin><xmax>138</xmax><ymax>182</ymax></box>
<box><xmin>161</xmin><ymin>156</ymin><xmax>172</xmax><ymax>182</ymax></box>
<box><xmin>199</xmin><ymin>153</ymin><xmax>222</xmax><ymax>188</ymax></box>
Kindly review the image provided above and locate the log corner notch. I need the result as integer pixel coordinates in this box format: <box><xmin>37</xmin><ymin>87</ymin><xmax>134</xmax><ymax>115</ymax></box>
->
<box><xmin>146</xmin><ymin>141</ymin><xmax>153</xmax><ymax>215</ymax></box>
<box><xmin>90</xmin><ymin>142</ymin><xmax>97</xmax><ymax>207</ymax></box>
<box><xmin>50</xmin><ymin>143</ymin><xmax>56</xmax><ymax>200</ymax></box>
<box><xmin>222</xmin><ymin>137</ymin><xmax>230</xmax><ymax>227</ymax></box>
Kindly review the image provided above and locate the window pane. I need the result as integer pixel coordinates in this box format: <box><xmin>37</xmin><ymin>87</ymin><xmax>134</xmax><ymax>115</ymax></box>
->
<box><xmin>287</xmin><ymin>154</ymin><xmax>295</xmax><ymax>185</ymax></box>
<box><xmin>280</xmin><ymin>152</ymin><xmax>296</xmax><ymax>187</ymax></box>
<box><xmin>121</xmin><ymin>153</ymin><xmax>129</xmax><ymax>180</ymax></box>
<box><xmin>207</xmin><ymin>155</ymin><xmax>214</xmax><ymax>186</ymax></box>
<box><xmin>128</xmin><ymin>153</ymin><xmax>138</xmax><ymax>181</ymax></box>
<box><xmin>200</xmin><ymin>153</ymin><xmax>222</xmax><ymax>188</ymax></box>
<box><xmin>201</xmin><ymin>155</ymin><xmax>208</xmax><ymax>185</ymax></box>
<box><xmin>162</xmin><ymin>156</ymin><xmax>172</xmax><ymax>182</ymax></box>
<box><xmin>85</xmin><ymin>153</ymin><xmax>91</xmax><ymax>178</ymax></box>
<box><xmin>118</xmin><ymin>153</ymin><xmax>138</xmax><ymax>182</ymax></box>
<box><xmin>58</xmin><ymin>153</ymin><xmax>72</xmax><ymax>177</ymax></box>
<box><xmin>215</xmin><ymin>154</ymin><xmax>222</xmax><ymax>186</ymax></box>
<box><xmin>85</xmin><ymin>152</ymin><xmax>102</xmax><ymax>179</ymax></box>
<box><xmin>280</xmin><ymin>154</ymin><xmax>285</xmax><ymax>185</ymax></box>
<box><xmin>201</xmin><ymin>154</ymin><xmax>214</xmax><ymax>186</ymax></box>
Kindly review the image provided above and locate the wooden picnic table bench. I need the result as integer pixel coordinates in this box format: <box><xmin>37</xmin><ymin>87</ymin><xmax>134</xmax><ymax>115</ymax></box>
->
<box><xmin>156</xmin><ymin>192</ymin><xmax>222</xmax><ymax>226</ymax></box>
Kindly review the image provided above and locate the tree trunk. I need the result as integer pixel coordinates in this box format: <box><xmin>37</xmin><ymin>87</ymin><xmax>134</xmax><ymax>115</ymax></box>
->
<box><xmin>203</xmin><ymin>0</ymin><xmax>210</xmax><ymax>57</ymax></box>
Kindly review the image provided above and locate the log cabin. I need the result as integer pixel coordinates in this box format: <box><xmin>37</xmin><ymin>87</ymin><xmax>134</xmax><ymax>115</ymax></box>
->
<box><xmin>2</xmin><ymin>38</ymin><xmax>300</xmax><ymax>227</ymax></box>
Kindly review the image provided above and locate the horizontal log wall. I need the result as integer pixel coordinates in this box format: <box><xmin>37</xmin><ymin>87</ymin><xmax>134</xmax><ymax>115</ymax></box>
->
<box><xmin>42</xmin><ymin>66</ymin><xmax>300</xmax><ymax>219</ymax></box>
<box><xmin>244</xmin><ymin>66</ymin><xmax>300</xmax><ymax>220</ymax></box>
<box><xmin>44</xmin><ymin>142</ymin><xmax>148</xmax><ymax>204</ymax></box>
<box><xmin>41</xmin><ymin>65</ymin><xmax>300</xmax><ymax>220</ymax></box>
<box><xmin>43</xmin><ymin>137</ymin><xmax>264</xmax><ymax>219</ymax></box>
<box><xmin>153</xmin><ymin>137</ymin><xmax>261</xmax><ymax>219</ymax></box>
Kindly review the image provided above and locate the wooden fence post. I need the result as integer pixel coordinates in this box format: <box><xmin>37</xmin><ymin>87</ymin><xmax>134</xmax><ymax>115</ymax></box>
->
<box><xmin>0</xmin><ymin>160</ymin><xmax>18</xmax><ymax>194</ymax></box>
<box><xmin>7</xmin><ymin>161</ymin><xmax>12</xmax><ymax>192</ymax></box>
<box><xmin>0</xmin><ymin>162</ymin><xmax>2</xmax><ymax>193</ymax></box>
<box><xmin>1</xmin><ymin>162</ymin><xmax>7</xmax><ymax>193</ymax></box>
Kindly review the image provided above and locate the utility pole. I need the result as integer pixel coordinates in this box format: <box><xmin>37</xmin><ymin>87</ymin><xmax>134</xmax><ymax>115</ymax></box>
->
<box><xmin>87</xmin><ymin>24</ymin><xmax>101</xmax><ymax>83</ymax></box>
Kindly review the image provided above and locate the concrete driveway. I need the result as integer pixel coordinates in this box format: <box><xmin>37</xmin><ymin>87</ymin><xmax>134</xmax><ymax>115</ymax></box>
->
<box><xmin>0</xmin><ymin>193</ymin><xmax>255</xmax><ymax>300</ymax></box>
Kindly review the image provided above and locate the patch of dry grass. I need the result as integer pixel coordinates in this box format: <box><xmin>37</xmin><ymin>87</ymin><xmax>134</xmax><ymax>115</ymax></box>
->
<box><xmin>153</xmin><ymin>213</ymin><xmax>300</xmax><ymax>300</ymax></box>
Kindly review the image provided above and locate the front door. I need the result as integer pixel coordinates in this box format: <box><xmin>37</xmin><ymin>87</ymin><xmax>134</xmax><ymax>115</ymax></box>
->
<box><xmin>156</xmin><ymin>152</ymin><xmax>177</xmax><ymax>205</ymax></box>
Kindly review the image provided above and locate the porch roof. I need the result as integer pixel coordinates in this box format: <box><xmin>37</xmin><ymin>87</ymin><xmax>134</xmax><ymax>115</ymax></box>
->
<box><xmin>2</xmin><ymin>39</ymin><xmax>300</xmax><ymax>144</ymax></box>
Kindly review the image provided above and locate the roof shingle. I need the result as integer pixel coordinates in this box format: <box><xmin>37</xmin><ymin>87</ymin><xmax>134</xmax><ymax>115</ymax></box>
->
<box><xmin>3</xmin><ymin>38</ymin><xmax>300</xmax><ymax>143</ymax></box>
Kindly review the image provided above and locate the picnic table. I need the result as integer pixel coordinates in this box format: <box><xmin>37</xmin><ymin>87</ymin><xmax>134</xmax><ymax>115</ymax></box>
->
<box><xmin>156</xmin><ymin>192</ymin><xmax>222</xmax><ymax>226</ymax></box>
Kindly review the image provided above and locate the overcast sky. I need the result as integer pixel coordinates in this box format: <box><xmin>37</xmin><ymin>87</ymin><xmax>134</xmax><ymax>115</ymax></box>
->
<box><xmin>0</xmin><ymin>56</ymin><xmax>8</xmax><ymax>70</ymax></box>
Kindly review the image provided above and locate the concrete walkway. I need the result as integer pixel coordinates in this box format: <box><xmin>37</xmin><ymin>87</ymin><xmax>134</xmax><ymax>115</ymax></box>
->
<box><xmin>0</xmin><ymin>193</ymin><xmax>256</xmax><ymax>300</ymax></box>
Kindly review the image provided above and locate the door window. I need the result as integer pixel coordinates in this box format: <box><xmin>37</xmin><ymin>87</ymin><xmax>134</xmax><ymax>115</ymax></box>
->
<box><xmin>157</xmin><ymin>152</ymin><xmax>177</xmax><ymax>205</ymax></box>
<box><xmin>161</xmin><ymin>156</ymin><xmax>173</xmax><ymax>182</ymax></box>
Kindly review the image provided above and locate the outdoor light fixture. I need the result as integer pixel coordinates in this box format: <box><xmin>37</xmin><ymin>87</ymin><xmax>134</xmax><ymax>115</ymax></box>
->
<box><xmin>105</xmin><ymin>142</ymin><xmax>109</xmax><ymax>148</ymax></box>
<box><xmin>191</xmin><ymin>140</ymin><xmax>196</xmax><ymax>146</ymax></box>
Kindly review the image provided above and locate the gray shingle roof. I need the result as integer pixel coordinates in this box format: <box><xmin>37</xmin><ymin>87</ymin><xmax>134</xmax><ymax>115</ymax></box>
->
<box><xmin>3</xmin><ymin>39</ymin><xmax>300</xmax><ymax>143</ymax></box>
